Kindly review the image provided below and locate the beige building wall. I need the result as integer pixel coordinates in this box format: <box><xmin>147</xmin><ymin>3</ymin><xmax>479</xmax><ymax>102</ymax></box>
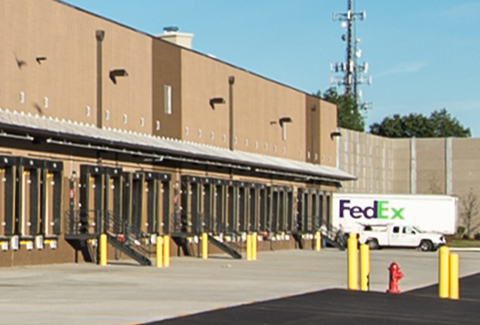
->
<box><xmin>318</xmin><ymin>100</ymin><xmax>338</xmax><ymax>167</ymax></box>
<box><xmin>0</xmin><ymin>0</ymin><xmax>152</xmax><ymax>133</ymax></box>
<box><xmin>305</xmin><ymin>96</ymin><xmax>319</xmax><ymax>164</ymax></box>
<box><xmin>152</xmin><ymin>39</ymin><xmax>182</xmax><ymax>139</ymax></box>
<box><xmin>304</xmin><ymin>95</ymin><xmax>338</xmax><ymax>167</ymax></box>
<box><xmin>180</xmin><ymin>50</ymin><xmax>306</xmax><ymax>161</ymax></box>
<box><xmin>1</xmin><ymin>0</ymin><xmax>341</xmax><ymax>167</ymax></box>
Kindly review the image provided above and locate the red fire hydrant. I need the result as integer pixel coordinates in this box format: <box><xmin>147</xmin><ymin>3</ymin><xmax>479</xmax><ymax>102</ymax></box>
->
<box><xmin>387</xmin><ymin>262</ymin><xmax>404</xmax><ymax>294</ymax></box>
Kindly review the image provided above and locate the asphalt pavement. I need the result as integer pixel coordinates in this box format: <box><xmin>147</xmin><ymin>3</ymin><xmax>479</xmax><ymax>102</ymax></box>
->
<box><xmin>0</xmin><ymin>248</ymin><xmax>479</xmax><ymax>324</ymax></box>
<box><xmin>150</xmin><ymin>276</ymin><xmax>480</xmax><ymax>325</ymax></box>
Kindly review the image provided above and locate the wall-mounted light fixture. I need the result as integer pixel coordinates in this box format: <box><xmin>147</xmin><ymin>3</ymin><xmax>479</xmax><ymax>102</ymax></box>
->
<box><xmin>330</xmin><ymin>131</ymin><xmax>342</xmax><ymax>140</ymax></box>
<box><xmin>109</xmin><ymin>69</ymin><xmax>128</xmax><ymax>84</ymax></box>
<box><xmin>279</xmin><ymin>117</ymin><xmax>292</xmax><ymax>141</ymax></box>
<box><xmin>36</xmin><ymin>57</ymin><xmax>47</xmax><ymax>64</ymax></box>
<box><xmin>279</xmin><ymin>117</ymin><xmax>292</xmax><ymax>126</ymax></box>
<box><xmin>209</xmin><ymin>97</ymin><xmax>225</xmax><ymax>109</ymax></box>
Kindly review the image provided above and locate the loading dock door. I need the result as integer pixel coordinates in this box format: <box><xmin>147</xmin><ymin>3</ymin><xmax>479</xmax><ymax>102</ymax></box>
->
<box><xmin>79</xmin><ymin>165</ymin><xmax>121</xmax><ymax>235</ymax></box>
<box><xmin>83</xmin><ymin>174</ymin><xmax>98</xmax><ymax>233</ymax></box>
<box><xmin>226</xmin><ymin>184</ymin><xmax>235</xmax><ymax>234</ymax></box>
<box><xmin>259</xmin><ymin>188</ymin><xmax>267</xmax><ymax>233</ymax></box>
<box><xmin>296</xmin><ymin>189</ymin><xmax>306</xmax><ymax>232</ymax></box>
<box><xmin>28</xmin><ymin>169</ymin><xmax>40</xmax><ymax>236</ymax></box>
<box><xmin>203</xmin><ymin>183</ymin><xmax>213</xmax><ymax>233</ymax></box>
<box><xmin>248</xmin><ymin>187</ymin><xmax>257</xmax><ymax>232</ymax></box>
<box><xmin>4</xmin><ymin>166</ymin><xmax>15</xmax><ymax>236</ymax></box>
<box><xmin>145</xmin><ymin>176</ymin><xmax>156</xmax><ymax>234</ymax></box>
<box><xmin>43</xmin><ymin>173</ymin><xmax>55</xmax><ymax>236</ymax></box>
<box><xmin>238</xmin><ymin>186</ymin><xmax>247</xmax><ymax>233</ymax></box>
<box><xmin>190</xmin><ymin>182</ymin><xmax>200</xmax><ymax>233</ymax></box>
<box><xmin>139</xmin><ymin>171</ymin><xmax>171</xmax><ymax>235</ymax></box>
<box><xmin>112</xmin><ymin>176</ymin><xmax>123</xmax><ymax>233</ymax></box>
<box><xmin>286</xmin><ymin>190</ymin><xmax>294</xmax><ymax>232</ymax></box>
<box><xmin>215</xmin><ymin>184</ymin><xmax>224</xmax><ymax>233</ymax></box>
<box><xmin>318</xmin><ymin>193</ymin><xmax>324</xmax><ymax>228</ymax></box>
<box><xmin>19</xmin><ymin>168</ymin><xmax>31</xmax><ymax>237</ymax></box>
<box><xmin>0</xmin><ymin>159</ymin><xmax>16</xmax><ymax>237</ymax></box>
<box><xmin>104</xmin><ymin>174</ymin><xmax>115</xmax><ymax>233</ymax></box>
<box><xmin>312</xmin><ymin>192</ymin><xmax>319</xmax><ymax>231</ymax></box>
<box><xmin>180</xmin><ymin>176</ymin><xmax>202</xmax><ymax>234</ymax></box>
<box><xmin>160</xmin><ymin>180</ymin><xmax>170</xmax><ymax>234</ymax></box>
<box><xmin>122</xmin><ymin>173</ymin><xmax>133</xmax><ymax>234</ymax></box>
<box><xmin>326</xmin><ymin>194</ymin><xmax>332</xmax><ymax>227</ymax></box>
<box><xmin>0</xmin><ymin>168</ymin><xmax>5</xmax><ymax>237</ymax></box>
<box><xmin>131</xmin><ymin>173</ymin><xmax>145</xmax><ymax>234</ymax></box>
<box><xmin>278</xmin><ymin>190</ymin><xmax>286</xmax><ymax>232</ymax></box>
<box><xmin>270</xmin><ymin>189</ymin><xmax>279</xmax><ymax>233</ymax></box>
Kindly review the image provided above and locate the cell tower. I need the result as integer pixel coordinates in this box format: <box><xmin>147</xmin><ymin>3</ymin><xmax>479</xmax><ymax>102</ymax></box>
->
<box><xmin>330</xmin><ymin>0</ymin><xmax>371</xmax><ymax>109</ymax></box>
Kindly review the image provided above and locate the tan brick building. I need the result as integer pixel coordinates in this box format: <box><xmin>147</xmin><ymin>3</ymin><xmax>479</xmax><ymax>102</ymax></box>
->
<box><xmin>0</xmin><ymin>0</ymin><xmax>353</xmax><ymax>266</ymax></box>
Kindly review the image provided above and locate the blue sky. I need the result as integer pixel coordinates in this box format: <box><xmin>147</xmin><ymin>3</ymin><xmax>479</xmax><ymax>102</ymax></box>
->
<box><xmin>60</xmin><ymin>0</ymin><xmax>480</xmax><ymax>136</ymax></box>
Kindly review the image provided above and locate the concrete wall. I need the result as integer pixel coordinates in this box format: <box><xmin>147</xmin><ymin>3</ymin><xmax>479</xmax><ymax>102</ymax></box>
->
<box><xmin>338</xmin><ymin>129</ymin><xmax>480</xmax><ymax>235</ymax></box>
<box><xmin>391</xmin><ymin>139</ymin><xmax>410</xmax><ymax>193</ymax></box>
<box><xmin>337</xmin><ymin>128</ymin><xmax>395</xmax><ymax>193</ymax></box>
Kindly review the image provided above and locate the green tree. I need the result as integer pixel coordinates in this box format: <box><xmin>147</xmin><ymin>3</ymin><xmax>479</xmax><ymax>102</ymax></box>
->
<box><xmin>429</xmin><ymin>109</ymin><xmax>471</xmax><ymax>137</ymax></box>
<box><xmin>369</xmin><ymin>109</ymin><xmax>471</xmax><ymax>138</ymax></box>
<box><xmin>318</xmin><ymin>88</ymin><xmax>364</xmax><ymax>132</ymax></box>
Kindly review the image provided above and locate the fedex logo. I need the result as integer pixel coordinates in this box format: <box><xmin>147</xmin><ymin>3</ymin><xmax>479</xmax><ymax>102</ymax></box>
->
<box><xmin>339</xmin><ymin>200</ymin><xmax>405</xmax><ymax>220</ymax></box>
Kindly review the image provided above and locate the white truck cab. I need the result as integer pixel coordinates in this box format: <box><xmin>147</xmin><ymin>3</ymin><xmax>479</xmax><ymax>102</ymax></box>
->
<box><xmin>358</xmin><ymin>224</ymin><xmax>446</xmax><ymax>251</ymax></box>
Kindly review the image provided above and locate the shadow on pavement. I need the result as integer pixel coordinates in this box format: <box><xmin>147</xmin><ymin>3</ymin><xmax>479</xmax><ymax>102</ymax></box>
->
<box><xmin>144</xmin><ymin>273</ymin><xmax>480</xmax><ymax>325</ymax></box>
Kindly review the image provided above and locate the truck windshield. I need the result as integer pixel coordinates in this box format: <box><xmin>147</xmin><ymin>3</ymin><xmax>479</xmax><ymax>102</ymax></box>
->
<box><xmin>413</xmin><ymin>226</ymin><xmax>423</xmax><ymax>233</ymax></box>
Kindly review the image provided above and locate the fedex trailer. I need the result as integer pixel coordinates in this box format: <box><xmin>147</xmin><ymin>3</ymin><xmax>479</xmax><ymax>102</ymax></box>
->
<box><xmin>332</xmin><ymin>193</ymin><xmax>458</xmax><ymax>235</ymax></box>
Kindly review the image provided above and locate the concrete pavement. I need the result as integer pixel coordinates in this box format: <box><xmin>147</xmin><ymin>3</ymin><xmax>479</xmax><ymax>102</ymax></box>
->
<box><xmin>0</xmin><ymin>248</ymin><xmax>479</xmax><ymax>324</ymax></box>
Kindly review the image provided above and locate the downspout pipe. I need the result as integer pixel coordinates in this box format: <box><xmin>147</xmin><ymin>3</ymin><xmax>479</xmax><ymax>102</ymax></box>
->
<box><xmin>96</xmin><ymin>30</ymin><xmax>105</xmax><ymax>128</ymax></box>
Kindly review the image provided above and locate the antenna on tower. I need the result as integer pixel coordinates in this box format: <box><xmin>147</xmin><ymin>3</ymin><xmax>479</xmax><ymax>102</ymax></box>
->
<box><xmin>331</xmin><ymin>0</ymin><xmax>372</xmax><ymax>110</ymax></box>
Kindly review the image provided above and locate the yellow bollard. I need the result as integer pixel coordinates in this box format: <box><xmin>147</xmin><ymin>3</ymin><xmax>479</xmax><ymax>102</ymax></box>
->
<box><xmin>246</xmin><ymin>233</ymin><xmax>252</xmax><ymax>261</ymax></box>
<box><xmin>439</xmin><ymin>246</ymin><xmax>450</xmax><ymax>298</ymax></box>
<box><xmin>156</xmin><ymin>236</ymin><xmax>163</xmax><ymax>268</ymax></box>
<box><xmin>202</xmin><ymin>233</ymin><xmax>208</xmax><ymax>259</ymax></box>
<box><xmin>315</xmin><ymin>231</ymin><xmax>321</xmax><ymax>252</ymax></box>
<box><xmin>99</xmin><ymin>234</ymin><xmax>107</xmax><ymax>266</ymax></box>
<box><xmin>449</xmin><ymin>253</ymin><xmax>459</xmax><ymax>300</ymax></box>
<box><xmin>360</xmin><ymin>244</ymin><xmax>370</xmax><ymax>291</ymax></box>
<box><xmin>163</xmin><ymin>235</ymin><xmax>170</xmax><ymax>267</ymax></box>
<box><xmin>347</xmin><ymin>233</ymin><xmax>358</xmax><ymax>290</ymax></box>
<box><xmin>252</xmin><ymin>233</ymin><xmax>257</xmax><ymax>260</ymax></box>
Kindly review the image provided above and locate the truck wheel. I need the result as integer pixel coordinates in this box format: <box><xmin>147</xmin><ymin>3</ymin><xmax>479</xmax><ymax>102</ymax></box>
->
<box><xmin>419</xmin><ymin>240</ymin><xmax>433</xmax><ymax>252</ymax></box>
<box><xmin>367</xmin><ymin>239</ymin><xmax>379</xmax><ymax>250</ymax></box>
